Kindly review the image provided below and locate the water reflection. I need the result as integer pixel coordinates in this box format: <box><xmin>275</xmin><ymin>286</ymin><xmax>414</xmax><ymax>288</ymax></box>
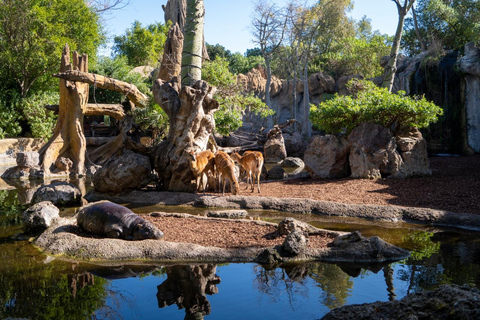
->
<box><xmin>157</xmin><ymin>264</ymin><xmax>221</xmax><ymax>320</ymax></box>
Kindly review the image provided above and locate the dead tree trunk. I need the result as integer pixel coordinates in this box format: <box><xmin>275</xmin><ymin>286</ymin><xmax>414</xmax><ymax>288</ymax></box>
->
<box><xmin>39</xmin><ymin>44</ymin><xmax>89</xmax><ymax>176</ymax></box>
<box><xmin>152</xmin><ymin>78</ymin><xmax>218</xmax><ymax>191</ymax></box>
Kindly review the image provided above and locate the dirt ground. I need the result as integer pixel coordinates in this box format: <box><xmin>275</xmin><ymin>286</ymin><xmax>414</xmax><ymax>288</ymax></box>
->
<box><xmin>144</xmin><ymin>155</ymin><xmax>479</xmax><ymax>249</ymax></box>
<box><xmin>236</xmin><ymin>155</ymin><xmax>480</xmax><ymax>215</ymax></box>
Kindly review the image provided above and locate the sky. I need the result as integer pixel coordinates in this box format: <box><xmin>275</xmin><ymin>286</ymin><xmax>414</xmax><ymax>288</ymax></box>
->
<box><xmin>101</xmin><ymin>0</ymin><xmax>401</xmax><ymax>56</ymax></box>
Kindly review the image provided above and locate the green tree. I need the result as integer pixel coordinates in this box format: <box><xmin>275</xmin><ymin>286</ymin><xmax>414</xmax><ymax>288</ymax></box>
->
<box><xmin>402</xmin><ymin>0</ymin><xmax>480</xmax><ymax>55</ymax></box>
<box><xmin>113</xmin><ymin>20</ymin><xmax>169</xmax><ymax>67</ymax></box>
<box><xmin>309</xmin><ymin>79</ymin><xmax>443</xmax><ymax>134</ymax></box>
<box><xmin>202</xmin><ymin>56</ymin><xmax>273</xmax><ymax>135</ymax></box>
<box><xmin>0</xmin><ymin>0</ymin><xmax>104</xmax><ymax>98</ymax></box>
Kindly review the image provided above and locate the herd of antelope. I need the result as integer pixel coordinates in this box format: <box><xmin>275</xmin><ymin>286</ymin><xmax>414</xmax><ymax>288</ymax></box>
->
<box><xmin>186</xmin><ymin>149</ymin><xmax>264</xmax><ymax>196</ymax></box>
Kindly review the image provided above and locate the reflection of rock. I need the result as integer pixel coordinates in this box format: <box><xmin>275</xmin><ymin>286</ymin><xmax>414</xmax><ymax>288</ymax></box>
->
<box><xmin>157</xmin><ymin>264</ymin><xmax>220</xmax><ymax>319</ymax></box>
<box><xmin>322</xmin><ymin>285</ymin><xmax>480</xmax><ymax>320</ymax></box>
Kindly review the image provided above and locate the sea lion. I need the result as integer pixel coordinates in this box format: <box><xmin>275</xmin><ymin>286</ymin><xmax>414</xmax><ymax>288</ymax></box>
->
<box><xmin>77</xmin><ymin>200</ymin><xmax>164</xmax><ymax>240</ymax></box>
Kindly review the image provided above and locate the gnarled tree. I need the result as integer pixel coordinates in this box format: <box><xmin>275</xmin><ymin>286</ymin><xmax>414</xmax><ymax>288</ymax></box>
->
<box><xmin>152</xmin><ymin>0</ymin><xmax>219</xmax><ymax>192</ymax></box>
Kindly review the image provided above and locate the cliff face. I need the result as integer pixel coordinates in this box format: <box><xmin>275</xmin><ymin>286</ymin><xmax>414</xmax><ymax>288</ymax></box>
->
<box><xmin>238</xmin><ymin>43</ymin><xmax>480</xmax><ymax>155</ymax></box>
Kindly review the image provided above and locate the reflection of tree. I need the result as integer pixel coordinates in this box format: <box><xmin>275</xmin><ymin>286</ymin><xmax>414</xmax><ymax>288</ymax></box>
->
<box><xmin>156</xmin><ymin>264</ymin><xmax>220</xmax><ymax>320</ymax></box>
<box><xmin>0</xmin><ymin>189</ymin><xmax>25</xmax><ymax>228</ymax></box>
<box><xmin>253</xmin><ymin>263</ymin><xmax>353</xmax><ymax>310</ymax></box>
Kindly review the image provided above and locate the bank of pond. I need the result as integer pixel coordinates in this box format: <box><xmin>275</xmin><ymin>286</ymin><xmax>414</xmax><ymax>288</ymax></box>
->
<box><xmin>1</xmin><ymin>183</ymin><xmax>479</xmax><ymax>319</ymax></box>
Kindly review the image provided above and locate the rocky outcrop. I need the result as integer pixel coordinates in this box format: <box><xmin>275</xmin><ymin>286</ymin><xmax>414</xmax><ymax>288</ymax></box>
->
<box><xmin>283</xmin><ymin>132</ymin><xmax>307</xmax><ymax>157</ymax></box>
<box><xmin>92</xmin><ymin>150</ymin><xmax>154</xmax><ymax>193</ymax></box>
<box><xmin>304</xmin><ymin>135</ymin><xmax>350</xmax><ymax>178</ymax></box>
<box><xmin>458</xmin><ymin>42</ymin><xmax>480</xmax><ymax>153</ymax></box>
<box><xmin>264</xmin><ymin>126</ymin><xmax>287</xmax><ymax>163</ymax></box>
<box><xmin>304</xmin><ymin>123</ymin><xmax>431</xmax><ymax>179</ymax></box>
<box><xmin>322</xmin><ymin>285</ymin><xmax>480</xmax><ymax>320</ymax></box>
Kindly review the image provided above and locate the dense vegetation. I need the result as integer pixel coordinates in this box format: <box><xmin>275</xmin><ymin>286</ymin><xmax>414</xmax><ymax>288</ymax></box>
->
<box><xmin>309</xmin><ymin>79</ymin><xmax>443</xmax><ymax>134</ymax></box>
<box><xmin>0</xmin><ymin>0</ymin><xmax>475</xmax><ymax>140</ymax></box>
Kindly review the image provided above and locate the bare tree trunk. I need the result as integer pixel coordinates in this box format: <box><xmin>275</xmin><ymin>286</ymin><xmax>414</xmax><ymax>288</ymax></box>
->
<box><xmin>181</xmin><ymin>0</ymin><xmax>204</xmax><ymax>86</ymax></box>
<box><xmin>158</xmin><ymin>23</ymin><xmax>184</xmax><ymax>81</ymax></box>
<box><xmin>265</xmin><ymin>56</ymin><xmax>274</xmax><ymax>127</ymax></box>
<box><xmin>382</xmin><ymin>0</ymin><xmax>415</xmax><ymax>92</ymax></box>
<box><xmin>412</xmin><ymin>6</ymin><xmax>426</xmax><ymax>52</ymax></box>
<box><xmin>39</xmin><ymin>44</ymin><xmax>89</xmax><ymax>176</ymax></box>
<box><xmin>302</xmin><ymin>59</ymin><xmax>311</xmax><ymax>137</ymax></box>
<box><xmin>152</xmin><ymin>78</ymin><xmax>218</xmax><ymax>191</ymax></box>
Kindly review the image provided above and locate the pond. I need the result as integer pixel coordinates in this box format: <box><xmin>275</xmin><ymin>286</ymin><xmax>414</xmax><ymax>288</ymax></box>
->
<box><xmin>1</xmin><ymin>180</ymin><xmax>479</xmax><ymax>320</ymax></box>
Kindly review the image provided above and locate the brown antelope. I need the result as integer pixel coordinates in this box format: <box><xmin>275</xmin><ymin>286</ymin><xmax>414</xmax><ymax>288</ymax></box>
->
<box><xmin>214</xmin><ymin>151</ymin><xmax>239</xmax><ymax>196</ymax></box>
<box><xmin>186</xmin><ymin>150</ymin><xmax>215</xmax><ymax>193</ymax></box>
<box><xmin>230</xmin><ymin>151</ymin><xmax>264</xmax><ymax>193</ymax></box>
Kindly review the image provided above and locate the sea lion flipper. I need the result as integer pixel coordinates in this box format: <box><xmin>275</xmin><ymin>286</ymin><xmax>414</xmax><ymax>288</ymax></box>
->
<box><xmin>106</xmin><ymin>229</ymin><xmax>121</xmax><ymax>238</ymax></box>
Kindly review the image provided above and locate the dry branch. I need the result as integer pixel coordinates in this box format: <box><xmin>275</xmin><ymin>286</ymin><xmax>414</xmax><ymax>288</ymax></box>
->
<box><xmin>47</xmin><ymin>103</ymin><xmax>126</xmax><ymax>120</ymax></box>
<box><xmin>53</xmin><ymin>70</ymin><xmax>148</xmax><ymax>108</ymax></box>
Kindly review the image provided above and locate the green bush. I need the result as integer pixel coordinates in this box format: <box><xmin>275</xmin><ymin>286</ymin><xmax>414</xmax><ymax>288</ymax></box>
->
<box><xmin>0</xmin><ymin>92</ymin><xmax>22</xmax><ymax>138</ymax></box>
<box><xmin>21</xmin><ymin>92</ymin><xmax>59</xmax><ymax>139</ymax></box>
<box><xmin>309</xmin><ymin>79</ymin><xmax>443</xmax><ymax>134</ymax></box>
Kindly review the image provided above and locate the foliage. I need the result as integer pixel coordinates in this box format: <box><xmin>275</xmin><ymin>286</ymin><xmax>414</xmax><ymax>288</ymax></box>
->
<box><xmin>0</xmin><ymin>0</ymin><xmax>104</xmax><ymax>98</ymax></box>
<box><xmin>131</xmin><ymin>101</ymin><xmax>169</xmax><ymax>142</ymax></box>
<box><xmin>202</xmin><ymin>56</ymin><xmax>274</xmax><ymax>135</ymax></box>
<box><xmin>402</xmin><ymin>0</ymin><xmax>480</xmax><ymax>55</ymax></box>
<box><xmin>113</xmin><ymin>20</ymin><xmax>170</xmax><ymax>67</ymax></box>
<box><xmin>309</xmin><ymin>79</ymin><xmax>443</xmax><ymax>134</ymax></box>
<box><xmin>21</xmin><ymin>92</ymin><xmax>59</xmax><ymax>139</ymax></box>
<box><xmin>0</xmin><ymin>93</ymin><xmax>22</xmax><ymax>139</ymax></box>
<box><xmin>206</xmin><ymin>43</ymin><xmax>265</xmax><ymax>75</ymax></box>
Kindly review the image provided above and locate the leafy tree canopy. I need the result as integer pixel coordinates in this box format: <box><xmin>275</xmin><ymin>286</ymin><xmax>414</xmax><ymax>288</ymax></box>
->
<box><xmin>0</xmin><ymin>0</ymin><xmax>104</xmax><ymax>98</ymax></box>
<box><xmin>113</xmin><ymin>20</ymin><xmax>170</xmax><ymax>67</ymax></box>
<box><xmin>202</xmin><ymin>56</ymin><xmax>273</xmax><ymax>135</ymax></box>
<box><xmin>309</xmin><ymin>79</ymin><xmax>443</xmax><ymax>134</ymax></box>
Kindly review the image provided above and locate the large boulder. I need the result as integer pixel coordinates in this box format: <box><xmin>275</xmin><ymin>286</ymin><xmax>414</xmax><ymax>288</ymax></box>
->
<box><xmin>304</xmin><ymin>135</ymin><xmax>350</xmax><ymax>178</ymax></box>
<box><xmin>22</xmin><ymin>201</ymin><xmax>60</xmax><ymax>233</ymax></box>
<box><xmin>396</xmin><ymin>128</ymin><xmax>431</xmax><ymax>177</ymax></box>
<box><xmin>322</xmin><ymin>285</ymin><xmax>480</xmax><ymax>320</ymax></box>
<box><xmin>31</xmin><ymin>182</ymin><xmax>82</xmax><ymax>206</ymax></box>
<box><xmin>348</xmin><ymin>123</ymin><xmax>402</xmax><ymax>179</ymax></box>
<box><xmin>264</xmin><ymin>127</ymin><xmax>287</xmax><ymax>163</ymax></box>
<box><xmin>283</xmin><ymin>132</ymin><xmax>307</xmax><ymax>157</ymax></box>
<box><xmin>93</xmin><ymin>150</ymin><xmax>154</xmax><ymax>193</ymax></box>
<box><xmin>16</xmin><ymin>151</ymin><xmax>40</xmax><ymax>168</ymax></box>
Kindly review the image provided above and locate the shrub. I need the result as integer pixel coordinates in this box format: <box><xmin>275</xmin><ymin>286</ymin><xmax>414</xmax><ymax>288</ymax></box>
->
<box><xmin>309</xmin><ymin>79</ymin><xmax>443</xmax><ymax>134</ymax></box>
<box><xmin>21</xmin><ymin>92</ymin><xmax>59</xmax><ymax>139</ymax></box>
<box><xmin>0</xmin><ymin>92</ymin><xmax>22</xmax><ymax>138</ymax></box>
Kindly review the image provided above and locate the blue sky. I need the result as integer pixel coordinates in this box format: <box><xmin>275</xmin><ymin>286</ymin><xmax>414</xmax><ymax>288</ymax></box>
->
<box><xmin>101</xmin><ymin>0</ymin><xmax>400</xmax><ymax>56</ymax></box>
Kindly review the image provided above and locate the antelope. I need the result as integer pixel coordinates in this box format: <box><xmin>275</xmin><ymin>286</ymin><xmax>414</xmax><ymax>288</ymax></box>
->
<box><xmin>230</xmin><ymin>151</ymin><xmax>264</xmax><ymax>193</ymax></box>
<box><xmin>214</xmin><ymin>151</ymin><xmax>239</xmax><ymax>196</ymax></box>
<box><xmin>186</xmin><ymin>150</ymin><xmax>215</xmax><ymax>193</ymax></box>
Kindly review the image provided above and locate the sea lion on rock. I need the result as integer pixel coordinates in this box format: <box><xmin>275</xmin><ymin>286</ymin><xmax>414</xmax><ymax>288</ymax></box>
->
<box><xmin>77</xmin><ymin>200</ymin><xmax>164</xmax><ymax>240</ymax></box>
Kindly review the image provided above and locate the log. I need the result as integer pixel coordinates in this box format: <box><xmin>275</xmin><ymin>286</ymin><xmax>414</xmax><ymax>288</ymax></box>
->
<box><xmin>46</xmin><ymin>103</ymin><xmax>126</xmax><ymax>120</ymax></box>
<box><xmin>53</xmin><ymin>70</ymin><xmax>148</xmax><ymax>108</ymax></box>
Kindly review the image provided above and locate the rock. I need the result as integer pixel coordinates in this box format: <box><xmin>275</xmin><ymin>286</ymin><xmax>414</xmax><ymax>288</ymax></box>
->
<box><xmin>281</xmin><ymin>157</ymin><xmax>304</xmax><ymax>168</ymax></box>
<box><xmin>93</xmin><ymin>150</ymin><xmax>154</xmax><ymax>193</ymax></box>
<box><xmin>264</xmin><ymin>127</ymin><xmax>287</xmax><ymax>163</ymax></box>
<box><xmin>322</xmin><ymin>285</ymin><xmax>480</xmax><ymax>320</ymax></box>
<box><xmin>255</xmin><ymin>248</ymin><xmax>283</xmax><ymax>265</ymax></box>
<box><xmin>336</xmin><ymin>74</ymin><xmax>363</xmax><ymax>96</ymax></box>
<box><xmin>22</xmin><ymin>201</ymin><xmax>60</xmax><ymax>233</ymax></box>
<box><xmin>282</xmin><ymin>230</ymin><xmax>308</xmax><ymax>256</ymax></box>
<box><xmin>207</xmin><ymin>210</ymin><xmax>248</xmax><ymax>219</ymax></box>
<box><xmin>304</xmin><ymin>135</ymin><xmax>350</xmax><ymax>178</ymax></box>
<box><xmin>1</xmin><ymin>166</ymin><xmax>43</xmax><ymax>180</ymax></box>
<box><xmin>267</xmin><ymin>166</ymin><xmax>285</xmax><ymax>180</ymax></box>
<box><xmin>16</xmin><ymin>151</ymin><xmax>40</xmax><ymax>168</ymax></box>
<box><xmin>283</xmin><ymin>132</ymin><xmax>307</xmax><ymax>157</ymax></box>
<box><xmin>348</xmin><ymin>123</ymin><xmax>402</xmax><ymax>179</ymax></box>
<box><xmin>31</xmin><ymin>182</ymin><xmax>82</xmax><ymax>206</ymax></box>
<box><xmin>277</xmin><ymin>217</ymin><xmax>319</xmax><ymax>235</ymax></box>
<box><xmin>396</xmin><ymin>130</ymin><xmax>432</xmax><ymax>177</ymax></box>
<box><xmin>329</xmin><ymin>231</ymin><xmax>410</xmax><ymax>262</ymax></box>
<box><xmin>54</xmin><ymin>157</ymin><xmax>73</xmax><ymax>173</ymax></box>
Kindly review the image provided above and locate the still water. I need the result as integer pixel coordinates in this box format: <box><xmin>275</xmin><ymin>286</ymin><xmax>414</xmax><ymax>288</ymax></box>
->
<box><xmin>1</xmin><ymin>180</ymin><xmax>479</xmax><ymax>320</ymax></box>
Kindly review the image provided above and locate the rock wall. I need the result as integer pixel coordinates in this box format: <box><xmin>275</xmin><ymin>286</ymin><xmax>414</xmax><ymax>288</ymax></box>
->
<box><xmin>238</xmin><ymin>43</ymin><xmax>480</xmax><ymax>154</ymax></box>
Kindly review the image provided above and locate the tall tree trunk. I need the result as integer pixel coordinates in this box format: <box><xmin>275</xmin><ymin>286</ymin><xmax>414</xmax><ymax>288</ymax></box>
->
<box><xmin>181</xmin><ymin>0</ymin><xmax>204</xmax><ymax>86</ymax></box>
<box><xmin>265</xmin><ymin>56</ymin><xmax>274</xmax><ymax>127</ymax></box>
<box><xmin>39</xmin><ymin>44</ymin><xmax>89</xmax><ymax>176</ymax></box>
<box><xmin>153</xmin><ymin>0</ymin><xmax>219</xmax><ymax>192</ymax></box>
<box><xmin>302</xmin><ymin>59</ymin><xmax>311</xmax><ymax>137</ymax></box>
<box><xmin>412</xmin><ymin>6</ymin><xmax>426</xmax><ymax>52</ymax></box>
<box><xmin>382</xmin><ymin>0</ymin><xmax>415</xmax><ymax>92</ymax></box>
